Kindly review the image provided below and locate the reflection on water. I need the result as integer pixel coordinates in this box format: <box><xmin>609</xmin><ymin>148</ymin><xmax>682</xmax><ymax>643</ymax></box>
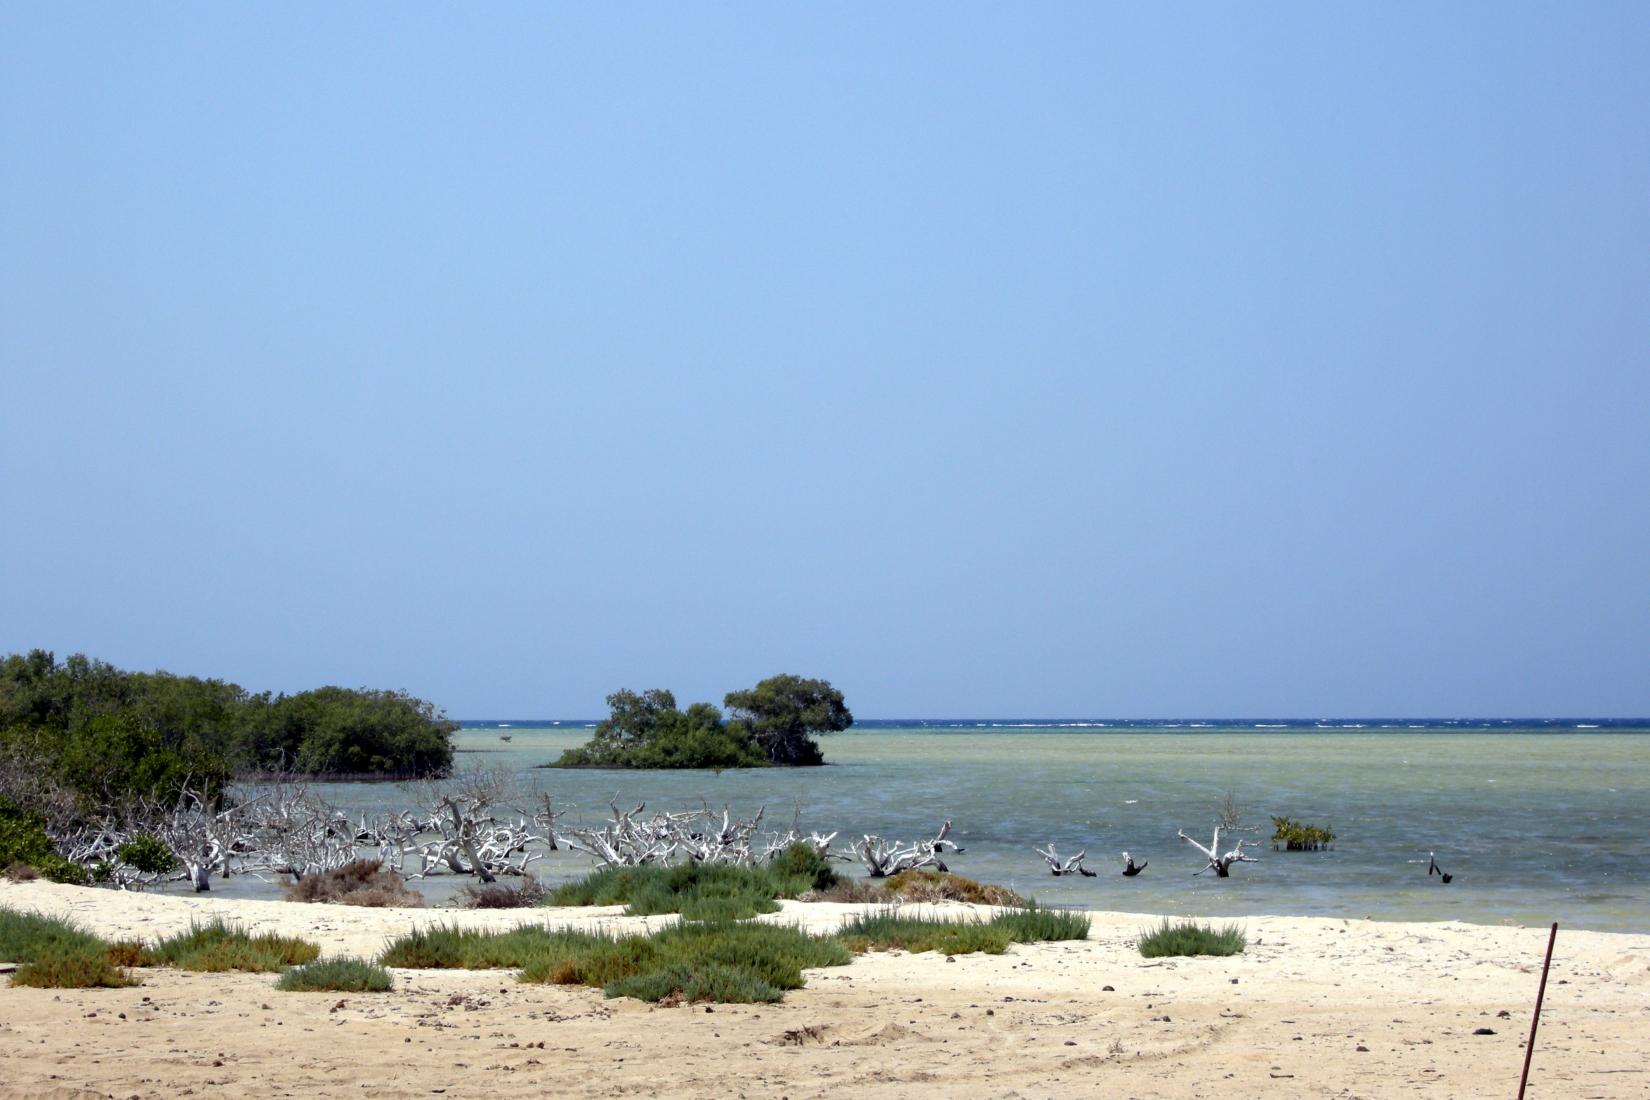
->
<box><xmin>172</xmin><ymin>725</ymin><xmax>1650</xmax><ymax>933</ymax></box>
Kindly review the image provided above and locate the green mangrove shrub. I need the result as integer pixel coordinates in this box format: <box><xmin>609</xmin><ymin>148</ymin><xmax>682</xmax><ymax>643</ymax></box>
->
<box><xmin>1270</xmin><ymin>816</ymin><xmax>1335</xmax><ymax>851</ymax></box>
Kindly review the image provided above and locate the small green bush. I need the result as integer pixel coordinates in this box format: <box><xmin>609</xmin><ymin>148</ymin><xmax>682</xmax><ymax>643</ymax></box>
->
<box><xmin>11</xmin><ymin>954</ymin><xmax>138</xmax><ymax>989</ymax></box>
<box><xmin>276</xmin><ymin>957</ymin><xmax>393</xmax><ymax>992</ymax></box>
<box><xmin>1270</xmin><ymin>816</ymin><xmax>1335</xmax><ymax>851</ymax></box>
<box><xmin>144</xmin><ymin>919</ymin><xmax>319</xmax><ymax>972</ymax></box>
<box><xmin>1136</xmin><ymin>919</ymin><xmax>1246</xmax><ymax>958</ymax></box>
<box><xmin>768</xmin><ymin>842</ymin><xmax>840</xmax><ymax>893</ymax></box>
<box><xmin>115</xmin><ymin>833</ymin><xmax>177</xmax><ymax>875</ymax></box>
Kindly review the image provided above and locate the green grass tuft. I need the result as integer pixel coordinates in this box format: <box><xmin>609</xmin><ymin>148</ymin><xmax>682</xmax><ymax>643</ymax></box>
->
<box><xmin>834</xmin><ymin>910</ymin><xmax>1015</xmax><ymax>955</ymax></box>
<box><xmin>143</xmin><ymin>919</ymin><xmax>320</xmax><ymax>972</ymax></box>
<box><xmin>275</xmin><ymin>957</ymin><xmax>394</xmax><ymax>992</ymax></box>
<box><xmin>11</xmin><ymin>954</ymin><xmax>138</xmax><ymax>989</ymax></box>
<box><xmin>988</xmin><ymin>905</ymin><xmax>1092</xmax><ymax>943</ymax></box>
<box><xmin>1136</xmin><ymin>919</ymin><xmax>1246</xmax><ymax>958</ymax></box>
<box><xmin>604</xmin><ymin>962</ymin><xmax>784</xmax><ymax>1004</ymax></box>
<box><xmin>548</xmin><ymin>860</ymin><xmax>824</xmax><ymax>922</ymax></box>
<box><xmin>0</xmin><ymin>906</ymin><xmax>110</xmax><ymax>963</ymax></box>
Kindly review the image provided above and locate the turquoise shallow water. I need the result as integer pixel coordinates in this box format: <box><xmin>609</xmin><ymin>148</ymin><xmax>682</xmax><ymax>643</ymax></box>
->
<box><xmin>207</xmin><ymin>724</ymin><xmax>1650</xmax><ymax>933</ymax></box>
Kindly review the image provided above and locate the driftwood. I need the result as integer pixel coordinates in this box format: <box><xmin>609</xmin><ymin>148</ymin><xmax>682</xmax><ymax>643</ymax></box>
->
<box><xmin>1177</xmin><ymin>826</ymin><xmax>1258</xmax><ymax>878</ymax></box>
<box><xmin>1120</xmin><ymin>852</ymin><xmax>1147</xmax><ymax>877</ymax></box>
<box><xmin>846</xmin><ymin>821</ymin><xmax>963</xmax><ymax>877</ymax></box>
<box><xmin>1034</xmin><ymin>843</ymin><xmax>1096</xmax><ymax>877</ymax></box>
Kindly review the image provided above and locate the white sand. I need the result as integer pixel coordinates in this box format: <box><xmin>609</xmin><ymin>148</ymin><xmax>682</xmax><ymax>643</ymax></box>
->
<box><xmin>3</xmin><ymin>879</ymin><xmax>1647</xmax><ymax>1099</ymax></box>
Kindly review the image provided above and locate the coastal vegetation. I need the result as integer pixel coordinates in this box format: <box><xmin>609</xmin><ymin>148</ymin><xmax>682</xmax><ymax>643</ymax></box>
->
<box><xmin>0</xmin><ymin>650</ymin><xmax>457</xmax><ymax>807</ymax></box>
<box><xmin>1270</xmin><ymin>816</ymin><xmax>1336</xmax><ymax>851</ymax></box>
<box><xmin>282</xmin><ymin>859</ymin><xmax>424</xmax><ymax>907</ymax></box>
<box><xmin>555</xmin><ymin>675</ymin><xmax>852</xmax><ymax>769</ymax></box>
<box><xmin>139</xmin><ymin>919</ymin><xmax>320</xmax><ymax>972</ymax></box>
<box><xmin>377</xmin><ymin>904</ymin><xmax>1089</xmax><ymax>1004</ymax></box>
<box><xmin>275</xmin><ymin>957</ymin><xmax>394</xmax><ymax>992</ymax></box>
<box><xmin>546</xmin><ymin>842</ymin><xmax>841</xmax><ymax>920</ymax></box>
<box><xmin>1137</xmin><ymin>918</ymin><xmax>1247</xmax><ymax>958</ymax></box>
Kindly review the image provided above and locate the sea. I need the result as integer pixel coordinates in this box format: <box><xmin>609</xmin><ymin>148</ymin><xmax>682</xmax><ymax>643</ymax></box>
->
<box><xmin>210</xmin><ymin>719</ymin><xmax>1650</xmax><ymax>934</ymax></box>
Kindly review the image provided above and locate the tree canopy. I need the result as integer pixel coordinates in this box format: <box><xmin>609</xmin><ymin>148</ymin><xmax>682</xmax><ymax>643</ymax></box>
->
<box><xmin>556</xmin><ymin>689</ymin><xmax>767</xmax><ymax>770</ymax></box>
<box><xmin>0</xmin><ymin>650</ymin><xmax>456</xmax><ymax>807</ymax></box>
<box><xmin>724</xmin><ymin>674</ymin><xmax>853</xmax><ymax>766</ymax></box>
<box><xmin>555</xmin><ymin>675</ymin><xmax>852</xmax><ymax>769</ymax></box>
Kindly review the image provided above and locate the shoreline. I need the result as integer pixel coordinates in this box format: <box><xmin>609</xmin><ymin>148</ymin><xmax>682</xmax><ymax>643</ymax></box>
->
<box><xmin>4</xmin><ymin>880</ymin><xmax>1649</xmax><ymax>1098</ymax></box>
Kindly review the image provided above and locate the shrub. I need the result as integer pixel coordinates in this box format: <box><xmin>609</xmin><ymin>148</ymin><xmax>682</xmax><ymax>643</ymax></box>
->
<box><xmin>0</xmin><ymin>799</ymin><xmax>84</xmax><ymax>884</ymax></box>
<box><xmin>769</xmin><ymin>842</ymin><xmax>840</xmax><ymax>893</ymax></box>
<box><xmin>12</xmin><ymin>954</ymin><xmax>138</xmax><ymax>989</ymax></box>
<box><xmin>3</xmin><ymin>862</ymin><xmax>40</xmax><ymax>882</ymax></box>
<box><xmin>283</xmin><ymin>860</ymin><xmax>423</xmax><ymax>907</ymax></box>
<box><xmin>554</xmin><ymin>691</ymin><xmax>769</xmax><ymax>770</ymax></box>
<box><xmin>1136</xmin><ymin>919</ymin><xmax>1246</xmax><ymax>958</ymax></box>
<box><xmin>104</xmin><ymin>940</ymin><xmax>147</xmax><ymax>967</ymax></box>
<box><xmin>461</xmin><ymin>877</ymin><xmax>547</xmax><ymax>909</ymax></box>
<box><xmin>115</xmin><ymin>834</ymin><xmax>176</xmax><ymax>875</ymax></box>
<box><xmin>144</xmin><ymin>919</ymin><xmax>319</xmax><ymax>971</ymax></box>
<box><xmin>1270</xmin><ymin>816</ymin><xmax>1335</xmax><ymax>851</ymax></box>
<box><xmin>801</xmin><ymin>878</ymin><xmax>893</xmax><ymax>903</ymax></box>
<box><xmin>276</xmin><ymin>957</ymin><xmax>394</xmax><ymax>993</ymax></box>
<box><xmin>883</xmin><ymin>870</ymin><xmax>1025</xmax><ymax>907</ymax></box>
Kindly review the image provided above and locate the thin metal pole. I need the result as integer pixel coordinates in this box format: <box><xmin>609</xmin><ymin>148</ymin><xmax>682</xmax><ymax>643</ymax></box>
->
<box><xmin>1516</xmin><ymin>921</ymin><xmax>1559</xmax><ymax>1100</ymax></box>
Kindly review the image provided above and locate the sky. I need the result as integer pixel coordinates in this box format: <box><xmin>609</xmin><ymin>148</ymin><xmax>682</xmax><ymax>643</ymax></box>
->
<box><xmin>3</xmin><ymin>5</ymin><xmax>1647</xmax><ymax>719</ymax></box>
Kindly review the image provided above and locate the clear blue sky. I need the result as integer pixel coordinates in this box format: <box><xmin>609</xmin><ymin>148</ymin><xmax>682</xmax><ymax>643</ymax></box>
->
<box><xmin>3</xmin><ymin>6</ymin><xmax>1647</xmax><ymax>718</ymax></box>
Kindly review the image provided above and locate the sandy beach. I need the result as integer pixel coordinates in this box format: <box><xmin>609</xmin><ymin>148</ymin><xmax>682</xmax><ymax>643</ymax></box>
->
<box><xmin>2</xmin><ymin>881</ymin><xmax>1647</xmax><ymax>1099</ymax></box>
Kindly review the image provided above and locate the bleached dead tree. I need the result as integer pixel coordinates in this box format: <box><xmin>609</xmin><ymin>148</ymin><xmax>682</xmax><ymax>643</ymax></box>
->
<box><xmin>846</xmin><ymin>820</ymin><xmax>963</xmax><ymax>877</ymax></box>
<box><xmin>399</xmin><ymin>768</ymin><xmax>546</xmax><ymax>882</ymax></box>
<box><xmin>560</xmin><ymin>801</ymin><xmax>775</xmax><ymax>867</ymax></box>
<box><xmin>1177</xmin><ymin>826</ymin><xmax>1258</xmax><ymax>878</ymax></box>
<box><xmin>1034</xmin><ymin>843</ymin><xmax>1096</xmax><ymax>876</ymax></box>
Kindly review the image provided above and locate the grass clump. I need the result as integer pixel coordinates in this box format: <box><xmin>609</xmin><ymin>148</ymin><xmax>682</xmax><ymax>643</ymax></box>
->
<box><xmin>144</xmin><ymin>919</ymin><xmax>320</xmax><ymax>972</ymax></box>
<box><xmin>604</xmin><ymin>962</ymin><xmax>783</xmax><ymax>1004</ymax></box>
<box><xmin>523</xmin><ymin>919</ymin><xmax>849</xmax><ymax>1002</ymax></box>
<box><xmin>1137</xmin><ymin>918</ymin><xmax>1246</xmax><ymax>958</ymax></box>
<box><xmin>988</xmin><ymin>905</ymin><xmax>1092</xmax><ymax>943</ymax></box>
<box><xmin>883</xmin><ymin>870</ymin><xmax>1026</xmax><ymax>907</ymax></box>
<box><xmin>404</xmin><ymin>918</ymin><xmax>852</xmax><ymax>1004</ymax></box>
<box><xmin>0</xmin><ymin>906</ymin><xmax>109</xmax><ymax>963</ymax></box>
<box><xmin>379</xmin><ymin>923</ymin><xmax>614</xmax><ymax>969</ymax></box>
<box><xmin>283</xmin><ymin>860</ymin><xmax>423</xmax><ymax>908</ymax></box>
<box><xmin>0</xmin><ymin>907</ymin><xmax>140</xmax><ymax>988</ymax></box>
<box><xmin>548</xmin><ymin>854</ymin><xmax>829</xmax><ymax>922</ymax></box>
<box><xmin>276</xmin><ymin>957</ymin><xmax>394</xmax><ymax>992</ymax></box>
<box><xmin>835</xmin><ymin>906</ymin><xmax>1089</xmax><ymax>955</ymax></box>
<box><xmin>834</xmin><ymin>910</ymin><xmax>1014</xmax><ymax>955</ymax></box>
<box><xmin>12</xmin><ymin>954</ymin><xmax>138</xmax><ymax>989</ymax></box>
